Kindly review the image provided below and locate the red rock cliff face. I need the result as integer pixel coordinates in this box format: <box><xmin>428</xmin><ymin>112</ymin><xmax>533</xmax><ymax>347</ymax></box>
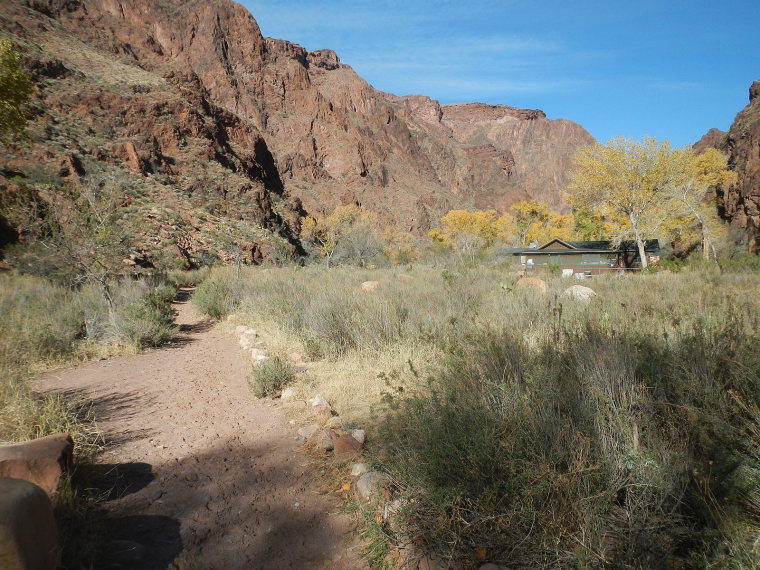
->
<box><xmin>398</xmin><ymin>100</ymin><xmax>595</xmax><ymax>210</ymax></box>
<box><xmin>696</xmin><ymin>81</ymin><xmax>760</xmax><ymax>251</ymax></box>
<box><xmin>9</xmin><ymin>0</ymin><xmax>595</xmax><ymax>233</ymax></box>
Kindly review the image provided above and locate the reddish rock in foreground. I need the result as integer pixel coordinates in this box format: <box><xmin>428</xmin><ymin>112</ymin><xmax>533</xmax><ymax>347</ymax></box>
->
<box><xmin>0</xmin><ymin>477</ymin><xmax>58</xmax><ymax>570</ymax></box>
<box><xmin>0</xmin><ymin>434</ymin><xmax>74</xmax><ymax>495</ymax></box>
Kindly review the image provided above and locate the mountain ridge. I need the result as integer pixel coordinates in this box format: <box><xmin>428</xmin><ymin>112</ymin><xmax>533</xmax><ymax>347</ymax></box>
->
<box><xmin>1</xmin><ymin>0</ymin><xmax>595</xmax><ymax>265</ymax></box>
<box><xmin>696</xmin><ymin>80</ymin><xmax>760</xmax><ymax>252</ymax></box>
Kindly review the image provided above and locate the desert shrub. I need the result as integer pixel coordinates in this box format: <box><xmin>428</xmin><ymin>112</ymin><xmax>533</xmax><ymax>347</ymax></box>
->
<box><xmin>0</xmin><ymin>271</ymin><xmax>178</xmax><ymax>569</ymax></box>
<box><xmin>167</xmin><ymin>267</ymin><xmax>211</xmax><ymax>287</ymax></box>
<box><xmin>718</xmin><ymin>252</ymin><xmax>760</xmax><ymax>273</ymax></box>
<box><xmin>194</xmin><ymin>262</ymin><xmax>760</xmax><ymax>566</ymax></box>
<box><xmin>192</xmin><ymin>267</ymin><xmax>245</xmax><ymax>319</ymax></box>
<box><xmin>378</xmin><ymin>289</ymin><xmax>760</xmax><ymax>568</ymax></box>
<box><xmin>248</xmin><ymin>356</ymin><xmax>294</xmax><ymax>397</ymax></box>
<box><xmin>0</xmin><ymin>273</ymin><xmax>178</xmax><ymax>442</ymax></box>
<box><xmin>119</xmin><ymin>285</ymin><xmax>178</xmax><ymax>347</ymax></box>
<box><xmin>0</xmin><ymin>274</ymin><xmax>103</xmax><ymax>448</ymax></box>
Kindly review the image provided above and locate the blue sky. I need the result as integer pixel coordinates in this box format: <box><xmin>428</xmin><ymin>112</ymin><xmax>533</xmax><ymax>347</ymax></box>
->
<box><xmin>242</xmin><ymin>1</ymin><xmax>759</xmax><ymax>146</ymax></box>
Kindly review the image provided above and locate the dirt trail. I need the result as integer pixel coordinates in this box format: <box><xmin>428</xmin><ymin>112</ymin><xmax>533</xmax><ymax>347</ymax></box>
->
<box><xmin>35</xmin><ymin>290</ymin><xmax>366</xmax><ymax>570</ymax></box>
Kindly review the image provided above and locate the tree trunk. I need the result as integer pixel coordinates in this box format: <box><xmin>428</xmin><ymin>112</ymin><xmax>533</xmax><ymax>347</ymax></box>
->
<box><xmin>636</xmin><ymin>238</ymin><xmax>648</xmax><ymax>268</ymax></box>
<box><xmin>697</xmin><ymin>217</ymin><xmax>710</xmax><ymax>260</ymax></box>
<box><xmin>630</xmin><ymin>218</ymin><xmax>648</xmax><ymax>268</ymax></box>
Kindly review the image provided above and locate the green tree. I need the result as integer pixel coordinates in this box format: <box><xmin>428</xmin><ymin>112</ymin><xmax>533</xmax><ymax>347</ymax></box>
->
<box><xmin>569</xmin><ymin>137</ymin><xmax>691</xmax><ymax>268</ymax></box>
<box><xmin>0</xmin><ymin>39</ymin><xmax>33</xmax><ymax>144</ymax></box>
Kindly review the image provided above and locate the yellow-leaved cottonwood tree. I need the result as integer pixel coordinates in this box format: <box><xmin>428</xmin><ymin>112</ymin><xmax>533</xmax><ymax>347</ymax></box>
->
<box><xmin>429</xmin><ymin>209</ymin><xmax>498</xmax><ymax>259</ymax></box>
<box><xmin>302</xmin><ymin>205</ymin><xmax>380</xmax><ymax>267</ymax></box>
<box><xmin>569</xmin><ymin>137</ymin><xmax>693</xmax><ymax>268</ymax></box>
<box><xmin>506</xmin><ymin>200</ymin><xmax>574</xmax><ymax>246</ymax></box>
<box><xmin>664</xmin><ymin>147</ymin><xmax>737</xmax><ymax>260</ymax></box>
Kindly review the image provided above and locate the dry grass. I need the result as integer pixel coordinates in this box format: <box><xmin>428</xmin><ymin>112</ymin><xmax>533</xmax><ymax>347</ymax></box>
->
<box><xmin>0</xmin><ymin>273</ymin><xmax>176</xmax><ymax>444</ymax></box>
<box><xmin>196</xmin><ymin>261</ymin><xmax>760</xmax><ymax>568</ymax></box>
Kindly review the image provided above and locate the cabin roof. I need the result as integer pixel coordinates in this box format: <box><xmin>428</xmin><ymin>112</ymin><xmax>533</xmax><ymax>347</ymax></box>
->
<box><xmin>495</xmin><ymin>239</ymin><xmax>660</xmax><ymax>256</ymax></box>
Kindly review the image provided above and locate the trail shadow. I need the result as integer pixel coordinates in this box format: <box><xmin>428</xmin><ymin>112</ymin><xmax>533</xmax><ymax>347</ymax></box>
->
<box><xmin>90</xmin><ymin>438</ymin><xmax>362</xmax><ymax>569</ymax></box>
<box><xmin>84</xmin><ymin>462</ymin><xmax>155</xmax><ymax>501</ymax></box>
<box><xmin>99</xmin><ymin>515</ymin><xmax>182</xmax><ymax>570</ymax></box>
<box><xmin>178</xmin><ymin>319</ymin><xmax>214</xmax><ymax>335</ymax></box>
<box><xmin>164</xmin><ymin>321</ymin><xmax>213</xmax><ymax>349</ymax></box>
<box><xmin>52</xmin><ymin>389</ymin><xmax>159</xmax><ymax>448</ymax></box>
<box><xmin>173</xmin><ymin>288</ymin><xmax>195</xmax><ymax>303</ymax></box>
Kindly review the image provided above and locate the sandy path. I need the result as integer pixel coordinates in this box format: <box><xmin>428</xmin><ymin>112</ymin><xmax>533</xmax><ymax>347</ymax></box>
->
<box><xmin>35</xmin><ymin>290</ymin><xmax>366</xmax><ymax>570</ymax></box>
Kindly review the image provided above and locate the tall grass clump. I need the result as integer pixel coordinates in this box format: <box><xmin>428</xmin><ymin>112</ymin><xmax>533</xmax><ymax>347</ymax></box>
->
<box><xmin>119</xmin><ymin>282</ymin><xmax>178</xmax><ymax>347</ymax></box>
<box><xmin>166</xmin><ymin>266</ymin><xmax>211</xmax><ymax>287</ymax></box>
<box><xmin>1</xmin><ymin>272</ymin><xmax>180</xmax><ymax>567</ymax></box>
<box><xmin>194</xmin><ymin>266</ymin><xmax>510</xmax><ymax>357</ymax></box>
<box><xmin>192</xmin><ymin>266</ymin><xmax>247</xmax><ymax>319</ymax></box>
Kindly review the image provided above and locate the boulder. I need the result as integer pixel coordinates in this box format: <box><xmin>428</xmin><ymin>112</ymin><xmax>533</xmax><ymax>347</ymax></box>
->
<box><xmin>0</xmin><ymin>434</ymin><xmax>73</xmax><ymax>495</ymax></box>
<box><xmin>383</xmin><ymin>497</ymin><xmax>409</xmax><ymax>522</ymax></box>
<box><xmin>360</xmin><ymin>280</ymin><xmax>380</xmax><ymax>292</ymax></box>
<box><xmin>238</xmin><ymin>328</ymin><xmax>257</xmax><ymax>348</ymax></box>
<box><xmin>561</xmin><ymin>284</ymin><xmax>597</xmax><ymax>302</ymax></box>
<box><xmin>356</xmin><ymin>471</ymin><xmax>392</xmax><ymax>502</ymax></box>
<box><xmin>418</xmin><ymin>557</ymin><xmax>443</xmax><ymax>570</ymax></box>
<box><xmin>328</xmin><ymin>430</ymin><xmax>362</xmax><ymax>457</ymax></box>
<box><xmin>351</xmin><ymin>429</ymin><xmax>366</xmax><ymax>444</ymax></box>
<box><xmin>0</xmin><ymin>477</ymin><xmax>58</xmax><ymax>570</ymax></box>
<box><xmin>297</xmin><ymin>424</ymin><xmax>322</xmax><ymax>440</ymax></box>
<box><xmin>325</xmin><ymin>416</ymin><xmax>344</xmax><ymax>429</ymax></box>
<box><xmin>311</xmin><ymin>394</ymin><xmax>333</xmax><ymax>417</ymax></box>
<box><xmin>313</xmin><ymin>430</ymin><xmax>334</xmax><ymax>452</ymax></box>
<box><xmin>287</xmin><ymin>352</ymin><xmax>304</xmax><ymax>363</ymax></box>
<box><xmin>312</xmin><ymin>394</ymin><xmax>329</xmax><ymax>407</ymax></box>
<box><xmin>515</xmin><ymin>277</ymin><xmax>548</xmax><ymax>295</ymax></box>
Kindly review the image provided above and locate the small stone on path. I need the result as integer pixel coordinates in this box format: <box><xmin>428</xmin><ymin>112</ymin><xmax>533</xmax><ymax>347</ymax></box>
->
<box><xmin>351</xmin><ymin>463</ymin><xmax>370</xmax><ymax>477</ymax></box>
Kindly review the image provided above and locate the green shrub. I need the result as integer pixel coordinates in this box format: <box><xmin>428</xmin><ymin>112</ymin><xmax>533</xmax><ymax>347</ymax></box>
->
<box><xmin>120</xmin><ymin>287</ymin><xmax>178</xmax><ymax>347</ymax></box>
<box><xmin>192</xmin><ymin>263</ymin><xmax>760</xmax><ymax>567</ymax></box>
<box><xmin>192</xmin><ymin>267</ymin><xmax>242</xmax><ymax>319</ymax></box>
<box><xmin>248</xmin><ymin>356</ymin><xmax>294</xmax><ymax>397</ymax></box>
<box><xmin>719</xmin><ymin>252</ymin><xmax>760</xmax><ymax>273</ymax></box>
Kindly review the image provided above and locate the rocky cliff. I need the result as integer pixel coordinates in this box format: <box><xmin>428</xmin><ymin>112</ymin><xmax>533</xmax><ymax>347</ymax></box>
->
<box><xmin>696</xmin><ymin>81</ymin><xmax>760</xmax><ymax>251</ymax></box>
<box><xmin>1</xmin><ymin>0</ymin><xmax>595</xmax><ymax>264</ymax></box>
